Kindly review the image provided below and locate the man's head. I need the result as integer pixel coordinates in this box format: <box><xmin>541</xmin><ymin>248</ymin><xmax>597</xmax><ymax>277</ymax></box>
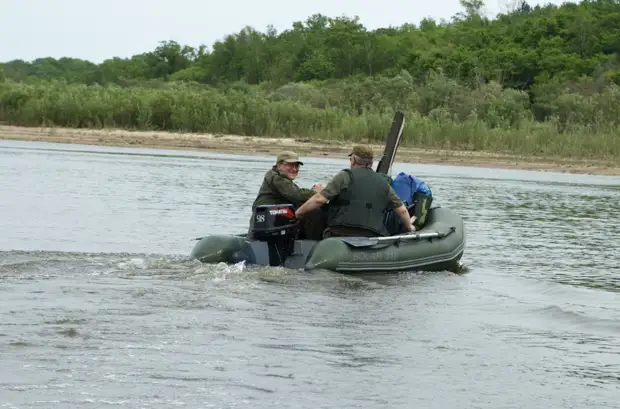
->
<box><xmin>275</xmin><ymin>151</ymin><xmax>303</xmax><ymax>179</ymax></box>
<box><xmin>348</xmin><ymin>144</ymin><xmax>374</xmax><ymax>168</ymax></box>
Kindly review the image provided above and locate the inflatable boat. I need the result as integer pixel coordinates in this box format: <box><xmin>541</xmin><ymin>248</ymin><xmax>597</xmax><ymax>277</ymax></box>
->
<box><xmin>190</xmin><ymin>203</ymin><xmax>465</xmax><ymax>273</ymax></box>
<box><xmin>189</xmin><ymin>111</ymin><xmax>466</xmax><ymax>274</ymax></box>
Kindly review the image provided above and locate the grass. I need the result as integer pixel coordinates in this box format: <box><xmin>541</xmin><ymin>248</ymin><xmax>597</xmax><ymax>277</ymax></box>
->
<box><xmin>1</xmin><ymin>75</ymin><xmax>619</xmax><ymax>161</ymax></box>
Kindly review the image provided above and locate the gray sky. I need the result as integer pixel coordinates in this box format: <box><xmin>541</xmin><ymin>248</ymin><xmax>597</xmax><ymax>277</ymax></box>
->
<box><xmin>1</xmin><ymin>0</ymin><xmax>570</xmax><ymax>63</ymax></box>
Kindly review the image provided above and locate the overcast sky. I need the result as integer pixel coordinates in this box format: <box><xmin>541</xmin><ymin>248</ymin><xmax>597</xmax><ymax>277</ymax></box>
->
<box><xmin>1</xmin><ymin>0</ymin><xmax>570</xmax><ymax>63</ymax></box>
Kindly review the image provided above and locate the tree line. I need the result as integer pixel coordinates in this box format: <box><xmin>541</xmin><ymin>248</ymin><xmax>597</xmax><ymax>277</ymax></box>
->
<box><xmin>2</xmin><ymin>0</ymin><xmax>619</xmax><ymax>89</ymax></box>
<box><xmin>0</xmin><ymin>0</ymin><xmax>619</xmax><ymax>159</ymax></box>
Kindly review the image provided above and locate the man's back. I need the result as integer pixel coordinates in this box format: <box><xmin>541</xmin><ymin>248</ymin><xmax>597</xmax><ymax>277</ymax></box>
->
<box><xmin>322</xmin><ymin>167</ymin><xmax>398</xmax><ymax>237</ymax></box>
<box><xmin>292</xmin><ymin>144</ymin><xmax>413</xmax><ymax>239</ymax></box>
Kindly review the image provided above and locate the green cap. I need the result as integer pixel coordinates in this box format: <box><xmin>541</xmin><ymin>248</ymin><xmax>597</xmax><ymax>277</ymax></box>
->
<box><xmin>276</xmin><ymin>151</ymin><xmax>304</xmax><ymax>165</ymax></box>
<box><xmin>348</xmin><ymin>144</ymin><xmax>374</xmax><ymax>160</ymax></box>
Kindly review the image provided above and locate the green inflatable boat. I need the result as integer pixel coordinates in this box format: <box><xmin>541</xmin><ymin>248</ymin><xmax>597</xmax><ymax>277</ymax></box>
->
<box><xmin>189</xmin><ymin>111</ymin><xmax>466</xmax><ymax>274</ymax></box>
<box><xmin>190</xmin><ymin>204</ymin><xmax>465</xmax><ymax>274</ymax></box>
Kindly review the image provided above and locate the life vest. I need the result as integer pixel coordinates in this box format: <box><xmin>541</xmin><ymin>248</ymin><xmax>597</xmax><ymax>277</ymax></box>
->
<box><xmin>327</xmin><ymin>168</ymin><xmax>391</xmax><ymax>236</ymax></box>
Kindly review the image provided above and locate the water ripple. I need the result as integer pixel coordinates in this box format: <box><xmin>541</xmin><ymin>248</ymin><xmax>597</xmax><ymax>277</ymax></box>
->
<box><xmin>1</xmin><ymin>141</ymin><xmax>620</xmax><ymax>408</ymax></box>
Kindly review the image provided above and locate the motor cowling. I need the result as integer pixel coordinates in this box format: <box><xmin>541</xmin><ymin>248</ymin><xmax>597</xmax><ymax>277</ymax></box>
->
<box><xmin>250</xmin><ymin>204</ymin><xmax>298</xmax><ymax>238</ymax></box>
<box><xmin>249</xmin><ymin>204</ymin><xmax>298</xmax><ymax>266</ymax></box>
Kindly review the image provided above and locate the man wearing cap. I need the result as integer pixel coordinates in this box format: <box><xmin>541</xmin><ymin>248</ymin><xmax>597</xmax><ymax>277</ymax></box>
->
<box><xmin>294</xmin><ymin>144</ymin><xmax>414</xmax><ymax>238</ymax></box>
<box><xmin>251</xmin><ymin>151</ymin><xmax>324</xmax><ymax>239</ymax></box>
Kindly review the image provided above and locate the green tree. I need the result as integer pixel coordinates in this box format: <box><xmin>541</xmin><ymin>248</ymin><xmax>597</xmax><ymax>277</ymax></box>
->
<box><xmin>1</xmin><ymin>0</ymin><xmax>620</xmax><ymax>128</ymax></box>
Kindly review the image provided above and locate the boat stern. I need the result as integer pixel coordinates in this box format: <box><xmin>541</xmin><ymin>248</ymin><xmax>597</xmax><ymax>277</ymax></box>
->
<box><xmin>190</xmin><ymin>235</ymin><xmax>248</xmax><ymax>263</ymax></box>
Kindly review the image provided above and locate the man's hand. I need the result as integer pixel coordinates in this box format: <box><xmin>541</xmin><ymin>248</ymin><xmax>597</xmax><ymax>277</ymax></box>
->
<box><xmin>312</xmin><ymin>184</ymin><xmax>324</xmax><ymax>192</ymax></box>
<box><xmin>410</xmin><ymin>216</ymin><xmax>417</xmax><ymax>232</ymax></box>
<box><xmin>395</xmin><ymin>204</ymin><xmax>414</xmax><ymax>232</ymax></box>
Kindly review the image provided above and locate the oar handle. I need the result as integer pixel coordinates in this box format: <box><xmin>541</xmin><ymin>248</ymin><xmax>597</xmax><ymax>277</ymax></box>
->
<box><xmin>376</xmin><ymin>231</ymin><xmax>440</xmax><ymax>242</ymax></box>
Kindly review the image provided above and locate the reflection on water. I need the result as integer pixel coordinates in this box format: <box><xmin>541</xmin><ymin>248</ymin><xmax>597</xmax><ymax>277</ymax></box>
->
<box><xmin>1</xmin><ymin>139</ymin><xmax>619</xmax><ymax>409</ymax></box>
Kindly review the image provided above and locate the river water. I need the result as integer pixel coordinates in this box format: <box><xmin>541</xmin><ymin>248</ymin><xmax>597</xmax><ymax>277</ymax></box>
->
<box><xmin>1</xmin><ymin>139</ymin><xmax>619</xmax><ymax>408</ymax></box>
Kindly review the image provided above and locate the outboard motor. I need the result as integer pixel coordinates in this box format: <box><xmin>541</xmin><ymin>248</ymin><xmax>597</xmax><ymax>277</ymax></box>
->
<box><xmin>249</xmin><ymin>204</ymin><xmax>299</xmax><ymax>266</ymax></box>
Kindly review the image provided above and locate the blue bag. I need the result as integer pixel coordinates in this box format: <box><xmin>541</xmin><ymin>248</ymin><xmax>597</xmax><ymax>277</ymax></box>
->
<box><xmin>383</xmin><ymin>172</ymin><xmax>432</xmax><ymax>235</ymax></box>
<box><xmin>391</xmin><ymin>172</ymin><xmax>432</xmax><ymax>206</ymax></box>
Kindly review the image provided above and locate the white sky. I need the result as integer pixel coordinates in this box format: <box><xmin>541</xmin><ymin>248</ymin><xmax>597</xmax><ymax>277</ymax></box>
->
<box><xmin>1</xmin><ymin>0</ymin><xmax>572</xmax><ymax>63</ymax></box>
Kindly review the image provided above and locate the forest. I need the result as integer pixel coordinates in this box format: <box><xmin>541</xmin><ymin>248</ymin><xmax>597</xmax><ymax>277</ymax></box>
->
<box><xmin>0</xmin><ymin>0</ymin><xmax>619</xmax><ymax>159</ymax></box>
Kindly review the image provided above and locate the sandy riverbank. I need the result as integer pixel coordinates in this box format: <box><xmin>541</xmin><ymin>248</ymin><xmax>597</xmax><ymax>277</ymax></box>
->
<box><xmin>1</xmin><ymin>125</ymin><xmax>619</xmax><ymax>176</ymax></box>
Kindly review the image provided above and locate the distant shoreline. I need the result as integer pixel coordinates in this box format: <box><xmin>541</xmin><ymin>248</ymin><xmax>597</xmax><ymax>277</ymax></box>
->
<box><xmin>1</xmin><ymin>125</ymin><xmax>618</xmax><ymax>176</ymax></box>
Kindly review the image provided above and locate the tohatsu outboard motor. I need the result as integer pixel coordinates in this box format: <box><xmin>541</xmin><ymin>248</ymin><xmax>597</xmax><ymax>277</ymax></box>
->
<box><xmin>248</xmin><ymin>204</ymin><xmax>299</xmax><ymax>266</ymax></box>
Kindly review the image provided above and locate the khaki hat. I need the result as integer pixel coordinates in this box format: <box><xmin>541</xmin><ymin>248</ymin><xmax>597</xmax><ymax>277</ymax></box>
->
<box><xmin>276</xmin><ymin>151</ymin><xmax>304</xmax><ymax>165</ymax></box>
<box><xmin>348</xmin><ymin>144</ymin><xmax>374</xmax><ymax>160</ymax></box>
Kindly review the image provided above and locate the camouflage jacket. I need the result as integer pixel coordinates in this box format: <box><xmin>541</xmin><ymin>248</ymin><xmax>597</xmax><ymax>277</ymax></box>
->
<box><xmin>251</xmin><ymin>167</ymin><xmax>316</xmax><ymax>210</ymax></box>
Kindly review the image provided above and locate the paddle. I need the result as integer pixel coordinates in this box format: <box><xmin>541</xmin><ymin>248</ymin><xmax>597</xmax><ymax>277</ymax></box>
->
<box><xmin>341</xmin><ymin>227</ymin><xmax>455</xmax><ymax>248</ymax></box>
<box><xmin>376</xmin><ymin>111</ymin><xmax>405</xmax><ymax>175</ymax></box>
